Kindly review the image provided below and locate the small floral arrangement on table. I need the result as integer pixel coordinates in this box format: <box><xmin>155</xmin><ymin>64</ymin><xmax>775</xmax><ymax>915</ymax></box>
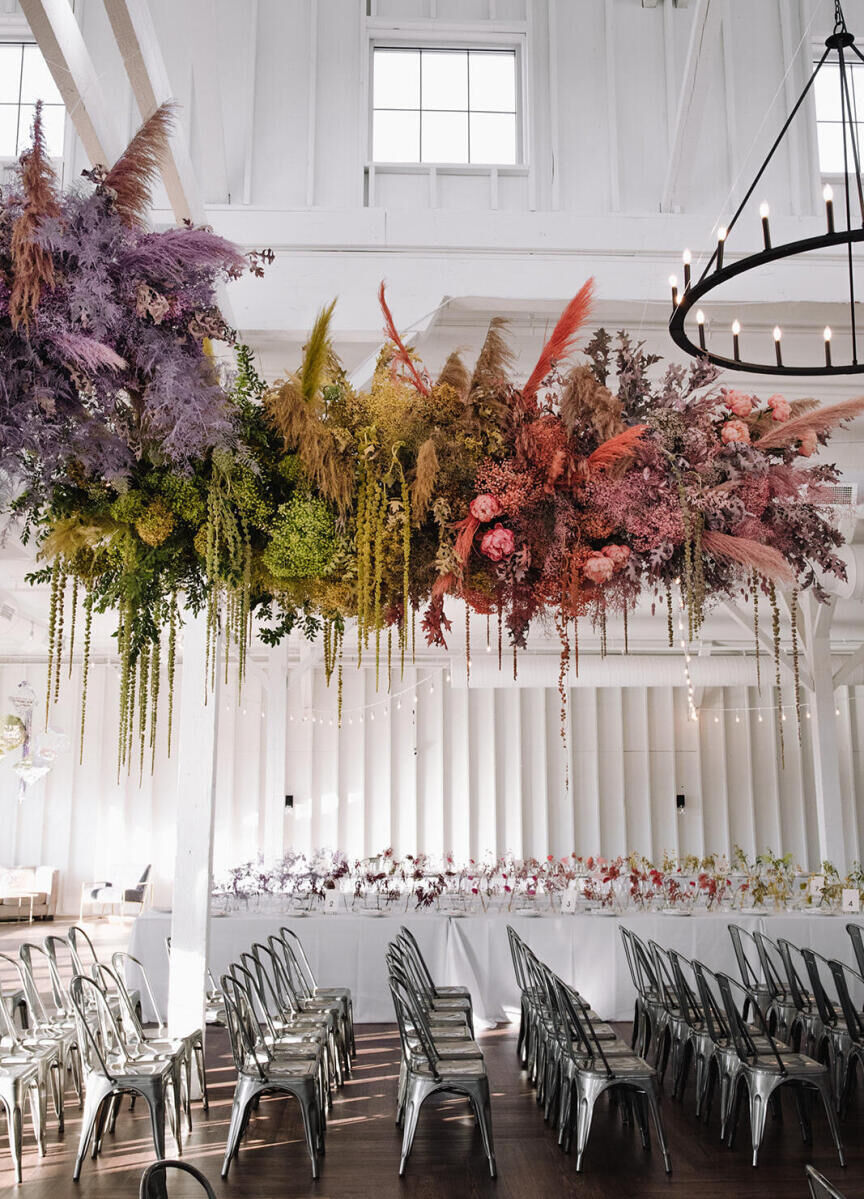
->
<box><xmin>733</xmin><ymin>845</ymin><xmax>799</xmax><ymax>910</ymax></box>
<box><xmin>581</xmin><ymin>856</ymin><xmax>625</xmax><ymax>910</ymax></box>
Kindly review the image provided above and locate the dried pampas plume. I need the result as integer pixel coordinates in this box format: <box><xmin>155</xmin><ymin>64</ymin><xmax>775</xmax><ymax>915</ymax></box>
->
<box><xmin>9</xmin><ymin>102</ymin><xmax>60</xmax><ymax>330</ymax></box>
<box><xmin>755</xmin><ymin>396</ymin><xmax>864</xmax><ymax>451</ymax></box>
<box><xmin>521</xmin><ymin>278</ymin><xmax>595</xmax><ymax>404</ymax></box>
<box><xmin>411</xmin><ymin>437</ymin><xmax>439</xmax><ymax>524</ymax></box>
<box><xmin>103</xmin><ymin>102</ymin><xmax>175</xmax><ymax>228</ymax></box>
<box><xmin>437</xmin><ymin>351</ymin><xmax>470</xmax><ymax>398</ymax></box>
<box><xmin>586</xmin><ymin>424</ymin><xmax>646</xmax><ymax>473</ymax></box>
<box><xmin>559</xmin><ymin>364</ymin><xmax>623</xmax><ymax>442</ymax></box>
<box><xmin>702</xmin><ymin>531</ymin><xmax>794</xmax><ymax>585</ymax></box>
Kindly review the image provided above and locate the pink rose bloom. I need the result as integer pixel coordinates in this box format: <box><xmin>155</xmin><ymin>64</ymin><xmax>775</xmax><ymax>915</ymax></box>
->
<box><xmin>583</xmin><ymin>554</ymin><xmax>615</xmax><ymax>585</ymax></box>
<box><xmin>798</xmin><ymin>429</ymin><xmax>818</xmax><ymax>457</ymax></box>
<box><xmin>725</xmin><ymin>389</ymin><xmax>753</xmax><ymax>418</ymax></box>
<box><xmin>480</xmin><ymin>523</ymin><xmax>515</xmax><ymax>561</ymax></box>
<box><xmin>721</xmin><ymin>419</ymin><xmax>751</xmax><ymax>445</ymax></box>
<box><xmin>602</xmin><ymin>544</ymin><xmax>631</xmax><ymax>570</ymax></box>
<box><xmin>768</xmin><ymin>393</ymin><xmax>791</xmax><ymax>421</ymax></box>
<box><xmin>469</xmin><ymin>493</ymin><xmax>502</xmax><ymax>522</ymax></box>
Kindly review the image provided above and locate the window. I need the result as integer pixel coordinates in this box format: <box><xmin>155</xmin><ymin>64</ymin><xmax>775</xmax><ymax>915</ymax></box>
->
<box><xmin>814</xmin><ymin>58</ymin><xmax>864</xmax><ymax>174</ymax></box>
<box><xmin>372</xmin><ymin>47</ymin><xmax>518</xmax><ymax>165</ymax></box>
<box><xmin>0</xmin><ymin>43</ymin><xmax>65</xmax><ymax>159</ymax></box>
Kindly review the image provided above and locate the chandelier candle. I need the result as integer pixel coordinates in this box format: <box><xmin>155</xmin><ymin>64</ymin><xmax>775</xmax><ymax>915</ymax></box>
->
<box><xmin>716</xmin><ymin>226</ymin><xmax>727</xmax><ymax>271</ymax></box>
<box><xmin>732</xmin><ymin>319</ymin><xmax>741</xmax><ymax>360</ymax></box>
<box><xmin>760</xmin><ymin>202</ymin><xmax>772</xmax><ymax>249</ymax></box>
<box><xmin>669</xmin><ymin>275</ymin><xmax>679</xmax><ymax>308</ymax></box>
<box><xmin>825</xmin><ymin>326</ymin><xmax>833</xmax><ymax>367</ymax></box>
<box><xmin>773</xmin><ymin>326</ymin><xmax>783</xmax><ymax>367</ymax></box>
<box><xmin>824</xmin><ymin>183</ymin><xmax>835</xmax><ymax>233</ymax></box>
<box><xmin>683</xmin><ymin>249</ymin><xmax>692</xmax><ymax>290</ymax></box>
<box><xmin>696</xmin><ymin>309</ymin><xmax>706</xmax><ymax>350</ymax></box>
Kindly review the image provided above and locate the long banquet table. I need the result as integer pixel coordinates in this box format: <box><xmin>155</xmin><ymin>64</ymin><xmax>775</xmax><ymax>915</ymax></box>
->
<box><xmin>128</xmin><ymin>907</ymin><xmax>859</xmax><ymax>1025</ymax></box>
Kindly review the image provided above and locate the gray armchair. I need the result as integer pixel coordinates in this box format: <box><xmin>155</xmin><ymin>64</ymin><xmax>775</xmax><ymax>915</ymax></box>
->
<box><xmin>79</xmin><ymin>865</ymin><xmax>152</xmax><ymax>921</ymax></box>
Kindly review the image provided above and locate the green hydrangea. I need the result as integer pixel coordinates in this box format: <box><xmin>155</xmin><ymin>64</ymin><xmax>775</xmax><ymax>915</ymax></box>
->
<box><xmin>278</xmin><ymin>454</ymin><xmax>301</xmax><ymax>486</ymax></box>
<box><xmin>233</xmin><ymin>466</ymin><xmax>275</xmax><ymax>529</ymax></box>
<box><xmin>110</xmin><ymin>490</ymin><xmax>146</xmax><ymax>524</ymax></box>
<box><xmin>262</xmin><ymin>496</ymin><xmax>337</xmax><ymax>579</ymax></box>
<box><xmin>161</xmin><ymin>474</ymin><xmax>206</xmax><ymax>526</ymax></box>
<box><xmin>135</xmin><ymin>498</ymin><xmax>175</xmax><ymax>547</ymax></box>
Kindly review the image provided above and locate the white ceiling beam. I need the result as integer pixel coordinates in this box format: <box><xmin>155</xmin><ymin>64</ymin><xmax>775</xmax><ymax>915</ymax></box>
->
<box><xmin>833</xmin><ymin>642</ymin><xmax>864</xmax><ymax>690</ymax></box>
<box><xmin>661</xmin><ymin>0</ymin><xmax>721</xmax><ymax>213</ymax></box>
<box><xmin>18</xmin><ymin>0</ymin><xmax>124</xmax><ymax>165</ymax></box>
<box><xmin>102</xmin><ymin>0</ymin><xmax>204</xmax><ymax>224</ymax></box>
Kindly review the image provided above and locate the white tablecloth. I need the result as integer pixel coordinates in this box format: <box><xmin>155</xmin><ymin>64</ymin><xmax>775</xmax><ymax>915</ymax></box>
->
<box><xmin>127</xmin><ymin>907</ymin><xmax>860</xmax><ymax>1026</ymax></box>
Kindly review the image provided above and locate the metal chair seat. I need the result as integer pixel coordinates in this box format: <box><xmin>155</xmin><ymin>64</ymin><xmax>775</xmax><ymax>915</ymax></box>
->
<box><xmin>0</xmin><ymin>1058</ymin><xmax>43</xmax><ymax>1182</ymax></box>
<box><xmin>430</xmin><ymin>996</ymin><xmax>472</xmax><ymax>1011</ymax></box>
<box><xmin>407</xmin><ymin>1036</ymin><xmax>483</xmax><ymax>1061</ymax></box>
<box><xmin>431</xmin><ymin>985</ymin><xmax>471</xmax><ymax>999</ymax></box>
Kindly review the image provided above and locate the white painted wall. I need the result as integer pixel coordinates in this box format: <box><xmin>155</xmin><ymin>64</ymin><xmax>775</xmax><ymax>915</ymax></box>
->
<box><xmin>3</xmin><ymin>653</ymin><xmax>864</xmax><ymax>912</ymax></box>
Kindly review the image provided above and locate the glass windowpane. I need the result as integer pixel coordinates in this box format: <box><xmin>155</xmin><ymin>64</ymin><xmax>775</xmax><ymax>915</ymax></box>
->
<box><xmin>0</xmin><ymin>45</ymin><xmax>22</xmax><ymax>104</ymax></box>
<box><xmin>469</xmin><ymin>51</ymin><xmax>516</xmax><ymax>112</ymax></box>
<box><xmin>420</xmin><ymin>50</ymin><xmax>467</xmax><ymax>111</ymax></box>
<box><xmin>816</xmin><ymin>63</ymin><xmax>843</xmax><ymax>123</ymax></box>
<box><xmin>373</xmin><ymin>49</ymin><xmax>420</xmax><ymax>110</ymax></box>
<box><xmin>421</xmin><ymin>110</ymin><xmax>468</xmax><ymax>162</ymax></box>
<box><xmin>373</xmin><ymin>109</ymin><xmax>420</xmax><ymax>162</ymax></box>
<box><xmin>18</xmin><ymin>102</ymin><xmax>64</xmax><ymax>156</ymax></box>
<box><xmin>0</xmin><ymin>105</ymin><xmax>18</xmax><ymax>156</ymax></box>
<box><xmin>20</xmin><ymin>45</ymin><xmax>62</xmax><ymax>105</ymax></box>
<box><xmin>469</xmin><ymin>111</ymin><xmax>516</xmax><ymax>164</ymax></box>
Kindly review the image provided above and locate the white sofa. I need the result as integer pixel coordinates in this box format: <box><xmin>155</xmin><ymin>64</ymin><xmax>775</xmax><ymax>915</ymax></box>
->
<box><xmin>0</xmin><ymin>865</ymin><xmax>59</xmax><ymax>921</ymax></box>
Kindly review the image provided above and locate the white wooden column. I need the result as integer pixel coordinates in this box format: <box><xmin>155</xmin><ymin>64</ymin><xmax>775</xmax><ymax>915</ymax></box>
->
<box><xmin>263</xmin><ymin>641</ymin><xmax>288</xmax><ymax>862</ymax></box>
<box><xmin>168</xmin><ymin>615</ymin><xmax>219</xmax><ymax>1040</ymax></box>
<box><xmin>803</xmin><ymin>595</ymin><xmax>846</xmax><ymax>865</ymax></box>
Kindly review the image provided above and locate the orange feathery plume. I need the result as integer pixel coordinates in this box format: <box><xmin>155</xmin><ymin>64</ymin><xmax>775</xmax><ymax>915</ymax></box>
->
<box><xmin>103</xmin><ymin>102</ymin><xmax>175</xmax><ymax>227</ymax></box>
<box><xmin>755</xmin><ymin>396</ymin><xmax>864</xmax><ymax>451</ymax></box>
<box><xmin>521</xmin><ymin>278</ymin><xmax>595</xmax><ymax>403</ymax></box>
<box><xmin>701</xmin><ymin>531</ymin><xmax>794</xmax><ymax>585</ymax></box>
<box><xmin>453</xmin><ymin>515</ymin><xmax>481</xmax><ymax>564</ymax></box>
<box><xmin>378</xmin><ymin>282</ymin><xmax>431</xmax><ymax>396</ymax></box>
<box><xmin>9</xmin><ymin>103</ymin><xmax>60</xmax><ymax>330</ymax></box>
<box><xmin>586</xmin><ymin>424</ymin><xmax>646</xmax><ymax>473</ymax></box>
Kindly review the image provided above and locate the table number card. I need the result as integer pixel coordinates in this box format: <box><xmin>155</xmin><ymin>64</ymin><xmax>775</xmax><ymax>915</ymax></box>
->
<box><xmin>561</xmin><ymin>892</ymin><xmax>579</xmax><ymax>914</ymax></box>
<box><xmin>842</xmin><ymin>888</ymin><xmax>861</xmax><ymax>914</ymax></box>
<box><xmin>324</xmin><ymin>891</ymin><xmax>342</xmax><ymax>914</ymax></box>
<box><xmin>809</xmin><ymin>874</ymin><xmax>825</xmax><ymax>898</ymax></box>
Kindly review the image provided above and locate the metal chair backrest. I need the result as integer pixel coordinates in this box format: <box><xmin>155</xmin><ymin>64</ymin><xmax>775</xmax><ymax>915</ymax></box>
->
<box><xmin>648</xmin><ymin>940</ymin><xmax>680</xmax><ymax>1014</ymax></box>
<box><xmin>395</xmin><ymin>933</ymin><xmax>436</xmax><ymax>1004</ymax></box>
<box><xmin>220</xmin><ymin>975</ymin><xmax>269</xmax><ymax>1080</ymax></box>
<box><xmin>728</xmin><ymin>923</ymin><xmax>762</xmax><ymax>991</ymax></box>
<box><xmin>627</xmin><ymin>928</ymin><xmax>661</xmax><ymax>1000</ymax></box>
<box><xmin>91</xmin><ymin>962</ymin><xmax>147</xmax><ymax>1047</ymax></box>
<box><xmin>16</xmin><ymin>944</ymin><xmax>54</xmax><ymax>1025</ymax></box>
<box><xmin>69</xmin><ymin>974</ymin><xmax>127</xmax><ymax>1078</ymax></box>
<box><xmin>279</xmin><ymin>926</ymin><xmax>318</xmax><ymax>993</ymax></box>
<box><xmin>826</xmin><ymin>959</ymin><xmax>864</xmax><ymax>1044</ymax></box>
<box><xmin>752</xmin><ymin>931</ymin><xmax>787</xmax><ymax>1001</ymax></box>
<box><xmin>139</xmin><ymin>1159</ymin><xmax>217</xmax><ymax>1199</ymax></box>
<box><xmin>690</xmin><ymin>959</ymin><xmax>731</xmax><ymax>1047</ymax></box>
<box><xmin>806</xmin><ymin>1163</ymin><xmax>848</xmax><ymax>1199</ymax></box>
<box><xmin>618</xmin><ymin>925</ymin><xmax>641</xmax><ymax>993</ymax></box>
<box><xmin>799</xmin><ymin>947</ymin><xmax>840</xmax><ymax>1029</ymax></box>
<box><xmin>506</xmin><ymin>924</ymin><xmax>530</xmax><ymax>994</ymax></box>
<box><xmin>44</xmin><ymin>934</ymin><xmax>77</xmax><ymax>1015</ymax></box>
<box><xmin>67</xmin><ymin>926</ymin><xmax>100</xmax><ymax>977</ymax></box>
<box><xmin>555</xmin><ymin>975</ymin><xmax>615</xmax><ymax>1078</ymax></box>
<box><xmin>776</xmin><ymin>937</ymin><xmax>814</xmax><ymax>1014</ymax></box>
<box><xmin>715</xmin><ymin>972</ymin><xmax>787</xmax><ymax>1074</ymax></box>
<box><xmin>0</xmin><ymin>972</ymin><xmax>24</xmax><ymax>1048</ymax></box>
<box><xmin>265</xmin><ymin>935</ymin><xmax>308</xmax><ymax>1005</ymax></box>
<box><xmin>398</xmin><ymin>926</ymin><xmax>437</xmax><ymax>993</ymax></box>
<box><xmin>233</xmin><ymin>955</ymin><xmax>282</xmax><ymax>1040</ymax></box>
<box><xmin>112</xmin><ymin>951</ymin><xmax>165</xmax><ymax>1035</ymax></box>
<box><xmin>845</xmin><ymin>924</ymin><xmax>864</xmax><ymax>978</ymax></box>
<box><xmin>388</xmin><ymin>973</ymin><xmax>442</xmax><ymax>1080</ymax></box>
<box><xmin>666</xmin><ymin>949</ymin><xmax>703</xmax><ymax>1032</ymax></box>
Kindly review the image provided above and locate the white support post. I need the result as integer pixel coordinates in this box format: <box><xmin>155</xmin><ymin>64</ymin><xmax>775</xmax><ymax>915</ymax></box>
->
<box><xmin>263</xmin><ymin>641</ymin><xmax>289</xmax><ymax>862</ymax></box>
<box><xmin>168</xmin><ymin>615</ymin><xmax>219</xmax><ymax>1043</ymax></box>
<box><xmin>19</xmin><ymin>0</ymin><xmax>124</xmax><ymax>165</ymax></box>
<box><xmin>802</xmin><ymin>595</ymin><xmax>845</xmax><ymax>865</ymax></box>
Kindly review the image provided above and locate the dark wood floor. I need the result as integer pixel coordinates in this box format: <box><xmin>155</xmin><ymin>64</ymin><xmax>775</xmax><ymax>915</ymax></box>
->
<box><xmin>2</xmin><ymin>1019</ymin><xmax>862</xmax><ymax>1198</ymax></box>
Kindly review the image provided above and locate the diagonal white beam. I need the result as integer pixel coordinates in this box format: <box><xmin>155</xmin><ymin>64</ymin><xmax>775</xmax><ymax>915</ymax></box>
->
<box><xmin>19</xmin><ymin>0</ymin><xmax>124</xmax><ymax>165</ymax></box>
<box><xmin>833</xmin><ymin>642</ymin><xmax>864</xmax><ymax>690</ymax></box>
<box><xmin>103</xmin><ymin>0</ymin><xmax>204</xmax><ymax>224</ymax></box>
<box><xmin>660</xmin><ymin>0</ymin><xmax>720</xmax><ymax>213</ymax></box>
<box><xmin>722</xmin><ymin>599</ymin><xmax>813</xmax><ymax>692</ymax></box>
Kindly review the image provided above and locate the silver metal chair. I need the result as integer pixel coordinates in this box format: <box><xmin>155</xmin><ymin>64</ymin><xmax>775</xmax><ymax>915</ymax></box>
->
<box><xmin>69</xmin><ymin>974</ymin><xmax>182</xmax><ymax>1180</ymax></box>
<box><xmin>112</xmin><ymin>951</ymin><xmax>209</xmax><ymax>1122</ymax></box>
<box><xmin>825</xmin><ymin>957</ymin><xmax>864</xmax><ymax>1116</ymax></box>
<box><xmin>14</xmin><ymin>944</ymin><xmax>82</xmax><ymax>1107</ymax></box>
<box><xmin>389</xmin><ymin>973</ymin><xmax>495</xmax><ymax>1177</ymax></box>
<box><xmin>0</xmin><ymin>970</ymin><xmax>64</xmax><ymax>1137</ymax></box>
<box><xmin>140</xmin><ymin>1158</ymin><xmax>216</xmax><ymax>1199</ymax></box>
<box><xmin>280</xmin><ymin>925</ymin><xmax>356</xmax><ymax>1058</ymax></box>
<box><xmin>800</xmin><ymin>946</ymin><xmax>855</xmax><ymax>1111</ymax></box>
<box><xmin>728</xmin><ymin>924</ymin><xmax>773</xmax><ymax>1023</ymax></box>
<box><xmin>0</xmin><ymin>1057</ymin><xmax>42</xmax><ymax>1182</ymax></box>
<box><xmin>715</xmin><ymin>971</ymin><xmax>845</xmax><ymax>1168</ymax></box>
<box><xmin>220</xmin><ymin>976</ymin><xmax>323</xmax><ymax>1180</ymax></box>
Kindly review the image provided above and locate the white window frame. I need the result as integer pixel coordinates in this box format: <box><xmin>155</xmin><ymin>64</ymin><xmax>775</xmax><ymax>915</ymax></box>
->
<box><xmin>811</xmin><ymin>46</ymin><xmax>864</xmax><ymax>183</ymax></box>
<box><xmin>365</xmin><ymin>19</ymin><xmax>530</xmax><ymax>207</ymax></box>
<box><xmin>0</xmin><ymin>35</ymin><xmax>69</xmax><ymax>176</ymax></box>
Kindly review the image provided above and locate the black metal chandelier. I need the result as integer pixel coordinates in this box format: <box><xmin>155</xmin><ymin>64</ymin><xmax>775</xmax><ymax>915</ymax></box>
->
<box><xmin>668</xmin><ymin>0</ymin><xmax>864</xmax><ymax>377</ymax></box>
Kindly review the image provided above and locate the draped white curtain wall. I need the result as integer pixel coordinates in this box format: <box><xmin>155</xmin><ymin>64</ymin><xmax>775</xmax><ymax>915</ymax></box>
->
<box><xmin>2</xmin><ymin>659</ymin><xmax>864</xmax><ymax>912</ymax></box>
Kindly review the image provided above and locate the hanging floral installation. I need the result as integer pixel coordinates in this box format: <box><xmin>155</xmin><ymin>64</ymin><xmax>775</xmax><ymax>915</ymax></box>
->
<box><xmin>2</xmin><ymin>105</ymin><xmax>862</xmax><ymax>777</ymax></box>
